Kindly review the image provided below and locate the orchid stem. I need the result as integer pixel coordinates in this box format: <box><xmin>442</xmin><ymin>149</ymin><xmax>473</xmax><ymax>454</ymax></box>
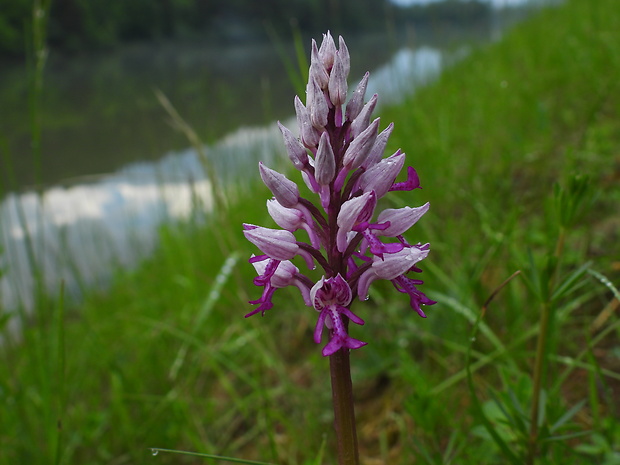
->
<box><xmin>329</xmin><ymin>345</ymin><xmax>359</xmax><ymax>465</ymax></box>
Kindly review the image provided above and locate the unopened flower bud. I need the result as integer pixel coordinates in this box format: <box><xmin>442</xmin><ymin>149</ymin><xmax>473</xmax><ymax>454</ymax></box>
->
<box><xmin>315</xmin><ymin>132</ymin><xmax>336</xmax><ymax>185</ymax></box>
<box><xmin>307</xmin><ymin>77</ymin><xmax>328</xmax><ymax>129</ymax></box>
<box><xmin>295</xmin><ymin>96</ymin><xmax>320</xmax><ymax>148</ymax></box>
<box><xmin>318</xmin><ymin>31</ymin><xmax>337</xmax><ymax>70</ymax></box>
<box><xmin>350</xmin><ymin>94</ymin><xmax>378</xmax><ymax>139</ymax></box>
<box><xmin>259</xmin><ymin>162</ymin><xmax>299</xmax><ymax>208</ymax></box>
<box><xmin>310</xmin><ymin>39</ymin><xmax>329</xmax><ymax>89</ymax></box>
<box><xmin>278</xmin><ymin>122</ymin><xmax>308</xmax><ymax>170</ymax></box>
<box><xmin>363</xmin><ymin>122</ymin><xmax>394</xmax><ymax>169</ymax></box>
<box><xmin>338</xmin><ymin>36</ymin><xmax>350</xmax><ymax>78</ymax></box>
<box><xmin>342</xmin><ymin>117</ymin><xmax>380</xmax><ymax>170</ymax></box>
<box><xmin>328</xmin><ymin>50</ymin><xmax>348</xmax><ymax>106</ymax></box>
<box><xmin>345</xmin><ymin>72</ymin><xmax>369</xmax><ymax>122</ymax></box>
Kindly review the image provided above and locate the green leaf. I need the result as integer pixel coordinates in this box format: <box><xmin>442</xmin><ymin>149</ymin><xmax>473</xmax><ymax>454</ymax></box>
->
<box><xmin>540</xmin><ymin>430</ymin><xmax>591</xmax><ymax>443</ymax></box>
<box><xmin>553</xmin><ymin>174</ymin><xmax>595</xmax><ymax>228</ymax></box>
<box><xmin>550</xmin><ymin>399</ymin><xmax>587</xmax><ymax>432</ymax></box>
<box><xmin>551</xmin><ymin>261</ymin><xmax>592</xmax><ymax>302</ymax></box>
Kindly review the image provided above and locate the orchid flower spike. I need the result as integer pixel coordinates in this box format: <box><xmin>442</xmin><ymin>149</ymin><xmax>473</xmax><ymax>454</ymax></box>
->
<box><xmin>243</xmin><ymin>32</ymin><xmax>435</xmax><ymax>356</ymax></box>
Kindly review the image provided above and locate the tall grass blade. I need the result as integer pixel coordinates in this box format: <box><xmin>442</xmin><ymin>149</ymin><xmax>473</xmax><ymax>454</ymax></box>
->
<box><xmin>551</xmin><ymin>261</ymin><xmax>592</xmax><ymax>302</ymax></box>
<box><xmin>169</xmin><ymin>252</ymin><xmax>241</xmax><ymax>380</ymax></box>
<box><xmin>549</xmin><ymin>399</ymin><xmax>586</xmax><ymax>433</ymax></box>
<box><xmin>466</xmin><ymin>309</ymin><xmax>521</xmax><ymax>464</ymax></box>
<box><xmin>53</xmin><ymin>281</ymin><xmax>66</xmax><ymax>465</ymax></box>
<box><xmin>431</xmin><ymin>291</ymin><xmax>507</xmax><ymax>354</ymax></box>
<box><xmin>148</xmin><ymin>447</ymin><xmax>277</xmax><ymax>464</ymax></box>
<box><xmin>587</xmin><ymin>269</ymin><xmax>620</xmax><ymax>302</ymax></box>
<box><xmin>264</xmin><ymin>23</ymin><xmax>308</xmax><ymax>97</ymax></box>
<box><xmin>154</xmin><ymin>88</ymin><xmax>228</xmax><ymax>215</ymax></box>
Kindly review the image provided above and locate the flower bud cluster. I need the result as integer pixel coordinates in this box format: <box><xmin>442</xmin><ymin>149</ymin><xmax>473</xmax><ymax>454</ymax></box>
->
<box><xmin>243</xmin><ymin>32</ymin><xmax>435</xmax><ymax>356</ymax></box>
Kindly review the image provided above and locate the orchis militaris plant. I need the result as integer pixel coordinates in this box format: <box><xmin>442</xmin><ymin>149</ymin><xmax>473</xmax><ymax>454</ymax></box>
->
<box><xmin>243</xmin><ymin>32</ymin><xmax>434</xmax><ymax>464</ymax></box>
<box><xmin>244</xmin><ymin>33</ymin><xmax>434</xmax><ymax>356</ymax></box>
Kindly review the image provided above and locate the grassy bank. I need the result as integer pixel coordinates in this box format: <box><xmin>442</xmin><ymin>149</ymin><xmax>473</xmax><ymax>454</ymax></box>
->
<box><xmin>2</xmin><ymin>0</ymin><xmax>619</xmax><ymax>463</ymax></box>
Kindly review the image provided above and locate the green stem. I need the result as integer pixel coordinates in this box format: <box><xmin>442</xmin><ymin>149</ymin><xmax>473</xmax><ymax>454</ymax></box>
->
<box><xmin>526</xmin><ymin>301</ymin><xmax>551</xmax><ymax>465</ymax></box>
<box><xmin>329</xmin><ymin>345</ymin><xmax>359</xmax><ymax>465</ymax></box>
<box><xmin>526</xmin><ymin>226</ymin><xmax>567</xmax><ymax>464</ymax></box>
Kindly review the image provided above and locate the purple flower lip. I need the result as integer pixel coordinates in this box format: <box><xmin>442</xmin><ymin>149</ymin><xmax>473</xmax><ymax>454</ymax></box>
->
<box><xmin>311</xmin><ymin>275</ymin><xmax>367</xmax><ymax>357</ymax></box>
<box><xmin>247</xmin><ymin>256</ymin><xmax>312</xmax><ymax>317</ymax></box>
<box><xmin>243</xmin><ymin>31</ymin><xmax>435</xmax><ymax>356</ymax></box>
<box><xmin>390</xmin><ymin>166</ymin><xmax>421</xmax><ymax>192</ymax></box>
<box><xmin>311</xmin><ymin>274</ymin><xmax>353</xmax><ymax>309</ymax></box>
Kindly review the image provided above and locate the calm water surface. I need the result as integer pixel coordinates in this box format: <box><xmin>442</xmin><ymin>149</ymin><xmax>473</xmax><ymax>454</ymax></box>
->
<box><xmin>0</xmin><ymin>5</ymin><xmax>549</xmax><ymax>312</ymax></box>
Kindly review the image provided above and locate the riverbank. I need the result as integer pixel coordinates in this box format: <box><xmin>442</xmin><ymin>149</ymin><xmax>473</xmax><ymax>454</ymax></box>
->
<box><xmin>2</xmin><ymin>0</ymin><xmax>619</xmax><ymax>464</ymax></box>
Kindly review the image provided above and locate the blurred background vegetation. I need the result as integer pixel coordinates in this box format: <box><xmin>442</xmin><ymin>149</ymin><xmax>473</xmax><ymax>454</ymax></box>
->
<box><xmin>0</xmin><ymin>0</ymin><xmax>492</xmax><ymax>57</ymax></box>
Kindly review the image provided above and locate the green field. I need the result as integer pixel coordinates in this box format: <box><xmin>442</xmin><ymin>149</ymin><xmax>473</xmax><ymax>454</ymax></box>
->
<box><xmin>2</xmin><ymin>0</ymin><xmax>619</xmax><ymax>463</ymax></box>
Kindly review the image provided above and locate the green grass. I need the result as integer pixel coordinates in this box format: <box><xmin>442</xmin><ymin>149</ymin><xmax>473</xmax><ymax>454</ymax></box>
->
<box><xmin>2</xmin><ymin>0</ymin><xmax>620</xmax><ymax>463</ymax></box>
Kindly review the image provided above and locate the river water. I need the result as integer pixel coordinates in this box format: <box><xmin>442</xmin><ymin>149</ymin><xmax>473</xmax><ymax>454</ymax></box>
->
<box><xmin>0</xmin><ymin>4</ymin><xmax>550</xmax><ymax>313</ymax></box>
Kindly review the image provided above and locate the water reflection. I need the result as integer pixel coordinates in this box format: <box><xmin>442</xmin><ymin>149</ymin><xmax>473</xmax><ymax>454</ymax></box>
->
<box><xmin>1</xmin><ymin>122</ymin><xmax>285</xmax><ymax>311</ymax></box>
<box><xmin>366</xmin><ymin>46</ymin><xmax>444</xmax><ymax>104</ymax></box>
